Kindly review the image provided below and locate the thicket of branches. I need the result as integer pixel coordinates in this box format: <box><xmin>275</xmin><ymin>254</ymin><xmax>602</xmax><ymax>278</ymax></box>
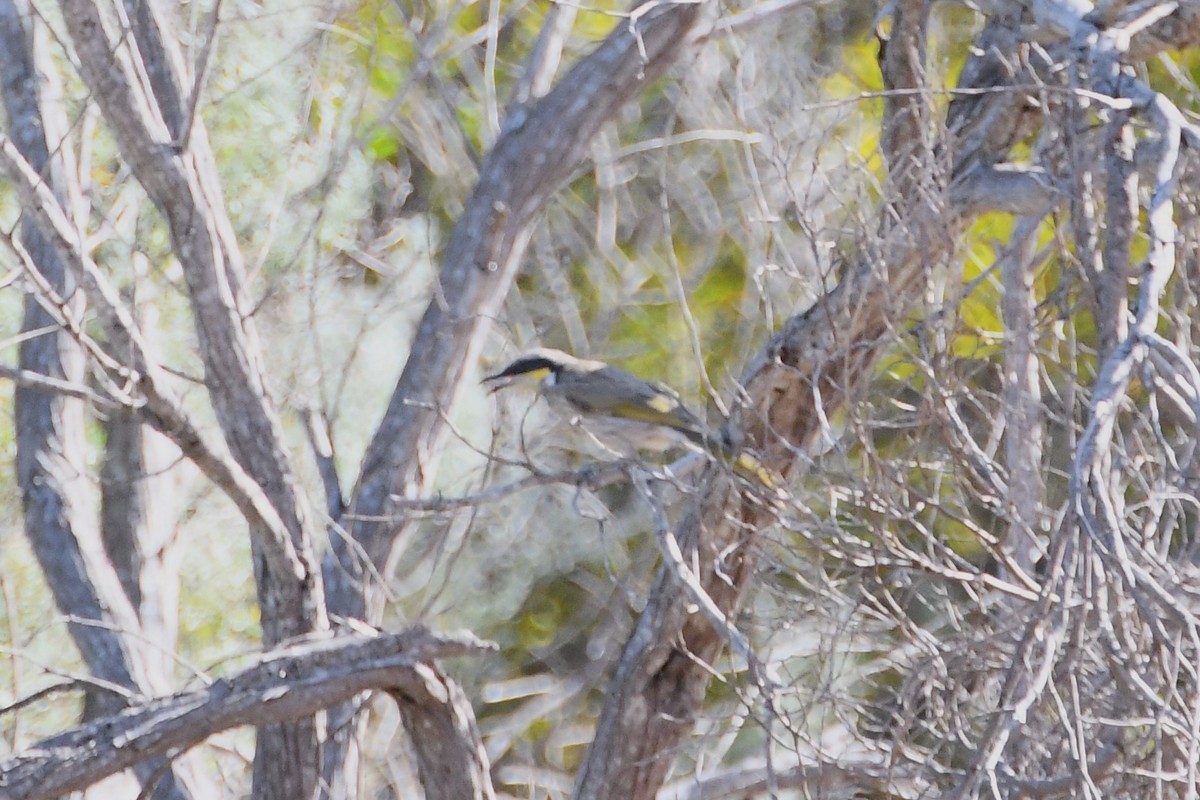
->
<box><xmin>1</xmin><ymin>0</ymin><xmax>1200</xmax><ymax>798</ymax></box>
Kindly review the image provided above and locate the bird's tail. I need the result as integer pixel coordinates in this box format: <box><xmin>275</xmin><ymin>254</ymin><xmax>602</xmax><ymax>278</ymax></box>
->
<box><xmin>698</xmin><ymin>431</ymin><xmax>787</xmax><ymax>501</ymax></box>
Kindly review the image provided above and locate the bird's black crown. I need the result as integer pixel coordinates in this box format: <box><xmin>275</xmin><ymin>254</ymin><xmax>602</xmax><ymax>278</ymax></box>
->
<box><xmin>484</xmin><ymin>355</ymin><xmax>560</xmax><ymax>381</ymax></box>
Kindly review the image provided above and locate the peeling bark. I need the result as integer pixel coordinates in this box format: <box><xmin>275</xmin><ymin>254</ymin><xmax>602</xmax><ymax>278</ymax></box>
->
<box><xmin>0</xmin><ymin>1</ymin><xmax>190</xmax><ymax>796</ymax></box>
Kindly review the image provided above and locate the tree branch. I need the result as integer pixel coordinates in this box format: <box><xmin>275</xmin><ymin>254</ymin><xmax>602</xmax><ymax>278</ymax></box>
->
<box><xmin>1000</xmin><ymin>216</ymin><xmax>1048</xmax><ymax>577</ymax></box>
<box><xmin>60</xmin><ymin>0</ymin><xmax>326</xmax><ymax>648</ymax></box>
<box><xmin>392</xmin><ymin>663</ymin><xmax>497</xmax><ymax>800</ymax></box>
<box><xmin>0</xmin><ymin>133</ymin><xmax>308</xmax><ymax>588</ymax></box>
<box><xmin>317</xmin><ymin>8</ymin><xmax>710</xmax><ymax>794</ymax></box>
<box><xmin>0</xmin><ymin>5</ymin><xmax>199</xmax><ymax>794</ymax></box>
<box><xmin>0</xmin><ymin>363</ymin><xmax>120</xmax><ymax>408</ymax></box>
<box><xmin>0</xmin><ymin>627</ymin><xmax>493</xmax><ymax>800</ymax></box>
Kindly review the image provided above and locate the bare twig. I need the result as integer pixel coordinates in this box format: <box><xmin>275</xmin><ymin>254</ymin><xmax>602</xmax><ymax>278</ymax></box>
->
<box><xmin>62</xmin><ymin>0</ymin><xmax>326</xmax><ymax>654</ymax></box>
<box><xmin>386</xmin><ymin>460</ymin><xmax>634</xmax><ymax>513</ymax></box>
<box><xmin>175</xmin><ymin>0</ymin><xmax>223</xmax><ymax>153</ymax></box>
<box><xmin>633</xmin><ymin>470</ymin><xmax>782</xmax><ymax>691</ymax></box>
<box><xmin>0</xmin><ymin>363</ymin><xmax>120</xmax><ymax>409</ymax></box>
<box><xmin>301</xmin><ymin>406</ymin><xmax>344</xmax><ymax>519</ymax></box>
<box><xmin>660</xmin><ymin>738</ymin><xmax>927</xmax><ymax>799</ymax></box>
<box><xmin>0</xmin><ymin>680</ymin><xmax>79</xmax><ymax>717</ymax></box>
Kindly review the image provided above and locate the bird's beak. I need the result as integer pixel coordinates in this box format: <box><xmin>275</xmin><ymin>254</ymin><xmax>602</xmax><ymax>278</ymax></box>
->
<box><xmin>482</xmin><ymin>364</ymin><xmax>549</xmax><ymax>393</ymax></box>
<box><xmin>481</xmin><ymin>373</ymin><xmax>510</xmax><ymax>393</ymax></box>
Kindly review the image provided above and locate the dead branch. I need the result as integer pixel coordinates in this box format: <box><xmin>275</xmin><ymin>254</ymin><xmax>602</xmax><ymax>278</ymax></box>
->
<box><xmin>0</xmin><ymin>628</ymin><xmax>495</xmax><ymax>800</ymax></box>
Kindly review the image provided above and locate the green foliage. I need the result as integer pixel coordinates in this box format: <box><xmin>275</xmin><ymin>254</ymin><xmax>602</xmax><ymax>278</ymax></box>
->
<box><xmin>691</xmin><ymin>236</ymin><xmax>750</xmax><ymax>373</ymax></box>
<box><xmin>504</xmin><ymin>571</ymin><xmax>598</xmax><ymax>666</ymax></box>
<box><xmin>601</xmin><ymin>236</ymin><xmax>749</xmax><ymax>402</ymax></box>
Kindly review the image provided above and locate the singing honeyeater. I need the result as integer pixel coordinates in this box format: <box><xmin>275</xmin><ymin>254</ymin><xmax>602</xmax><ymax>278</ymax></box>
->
<box><xmin>482</xmin><ymin>348</ymin><xmax>781</xmax><ymax>492</ymax></box>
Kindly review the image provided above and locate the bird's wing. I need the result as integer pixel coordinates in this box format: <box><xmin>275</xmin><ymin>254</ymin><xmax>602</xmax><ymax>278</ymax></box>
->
<box><xmin>553</xmin><ymin>365</ymin><xmax>707</xmax><ymax>441</ymax></box>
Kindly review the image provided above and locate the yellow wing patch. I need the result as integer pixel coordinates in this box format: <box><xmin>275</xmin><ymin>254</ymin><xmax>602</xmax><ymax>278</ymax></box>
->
<box><xmin>610</xmin><ymin>401</ymin><xmax>681</xmax><ymax>426</ymax></box>
<box><xmin>646</xmin><ymin>393</ymin><xmax>680</xmax><ymax>414</ymax></box>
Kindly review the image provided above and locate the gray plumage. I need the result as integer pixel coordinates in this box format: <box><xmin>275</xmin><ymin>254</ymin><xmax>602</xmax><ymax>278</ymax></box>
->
<box><xmin>484</xmin><ymin>348</ymin><xmax>785</xmax><ymax>498</ymax></box>
<box><xmin>483</xmin><ymin>348</ymin><xmax>711</xmax><ymax>456</ymax></box>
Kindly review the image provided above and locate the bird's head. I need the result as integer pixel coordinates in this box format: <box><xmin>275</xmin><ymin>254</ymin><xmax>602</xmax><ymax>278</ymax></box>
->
<box><xmin>482</xmin><ymin>348</ymin><xmax>587</xmax><ymax>391</ymax></box>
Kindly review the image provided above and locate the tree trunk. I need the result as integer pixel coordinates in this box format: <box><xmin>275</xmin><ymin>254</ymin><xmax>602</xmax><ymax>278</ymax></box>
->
<box><xmin>57</xmin><ymin>2</ymin><xmax>329</xmax><ymax>795</ymax></box>
<box><xmin>0</xmin><ymin>2</ymin><xmax>192</xmax><ymax>796</ymax></box>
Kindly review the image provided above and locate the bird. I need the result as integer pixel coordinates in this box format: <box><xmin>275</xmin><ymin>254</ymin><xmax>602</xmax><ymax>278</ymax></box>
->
<box><xmin>482</xmin><ymin>348</ymin><xmax>782</xmax><ymax>494</ymax></box>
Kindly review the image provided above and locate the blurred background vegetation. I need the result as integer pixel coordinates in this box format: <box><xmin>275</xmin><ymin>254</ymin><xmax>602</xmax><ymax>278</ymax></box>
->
<box><xmin>3</xmin><ymin>0</ymin><xmax>1198</xmax><ymax>796</ymax></box>
<box><xmin>0</xmin><ymin>0</ymin><xmax>999</xmax><ymax>788</ymax></box>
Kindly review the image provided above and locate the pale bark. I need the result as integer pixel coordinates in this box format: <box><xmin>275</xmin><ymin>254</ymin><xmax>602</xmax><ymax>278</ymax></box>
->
<box><xmin>1</xmin><ymin>0</ymin><xmax>132</xmax><ymax>704</ymax></box>
<box><xmin>57</xmin><ymin>2</ymin><xmax>326</xmax><ymax>795</ymax></box>
<box><xmin>58</xmin><ymin>0</ymin><xmax>325</xmax><ymax>646</ymax></box>
<box><xmin>947</xmin><ymin>8</ymin><xmax>1200</xmax><ymax>794</ymax></box>
<box><xmin>0</xmin><ymin>1</ymin><xmax>190</xmax><ymax>796</ymax></box>
<box><xmin>0</xmin><ymin>135</ymin><xmax>309</xmax><ymax>595</ymax></box>
<box><xmin>99</xmin><ymin>306</ymin><xmax>182</xmax><ymax>689</ymax></box>
<box><xmin>1000</xmin><ymin>217</ymin><xmax>1048</xmax><ymax>578</ymax></box>
<box><xmin>95</xmin><ymin>7</ymin><xmax>187</xmax><ymax>687</ymax></box>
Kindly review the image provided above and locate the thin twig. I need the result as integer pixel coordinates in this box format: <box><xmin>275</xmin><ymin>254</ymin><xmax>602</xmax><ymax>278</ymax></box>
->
<box><xmin>301</xmin><ymin>406</ymin><xmax>344</xmax><ymax>518</ymax></box>
<box><xmin>0</xmin><ymin>363</ymin><xmax>122</xmax><ymax>409</ymax></box>
<box><xmin>632</xmin><ymin>470</ymin><xmax>782</xmax><ymax>691</ymax></box>
<box><xmin>175</xmin><ymin>0</ymin><xmax>223</xmax><ymax>153</ymax></box>
<box><xmin>385</xmin><ymin>461</ymin><xmax>635</xmax><ymax>513</ymax></box>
